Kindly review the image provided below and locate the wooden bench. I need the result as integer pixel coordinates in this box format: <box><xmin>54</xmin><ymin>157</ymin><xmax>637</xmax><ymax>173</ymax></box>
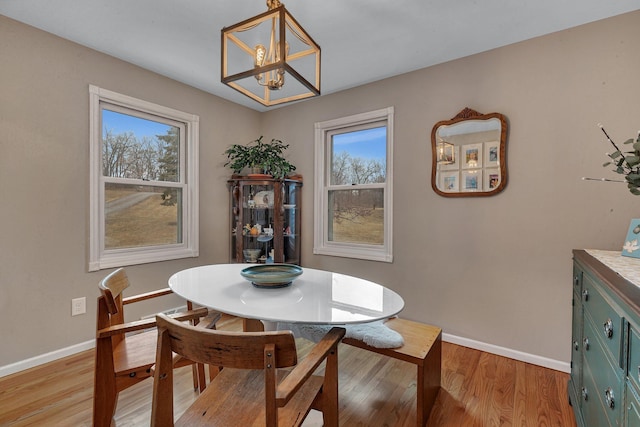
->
<box><xmin>342</xmin><ymin>318</ymin><xmax>442</xmax><ymax>427</ymax></box>
<box><xmin>243</xmin><ymin>316</ymin><xmax>442</xmax><ymax>426</ymax></box>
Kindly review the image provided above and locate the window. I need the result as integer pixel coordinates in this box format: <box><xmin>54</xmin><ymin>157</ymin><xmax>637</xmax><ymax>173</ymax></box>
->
<box><xmin>89</xmin><ymin>85</ymin><xmax>199</xmax><ymax>271</ymax></box>
<box><xmin>314</xmin><ymin>107</ymin><xmax>393</xmax><ymax>262</ymax></box>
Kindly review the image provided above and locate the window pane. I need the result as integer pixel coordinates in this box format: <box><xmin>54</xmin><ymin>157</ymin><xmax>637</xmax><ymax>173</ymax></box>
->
<box><xmin>102</xmin><ymin>109</ymin><xmax>180</xmax><ymax>182</ymax></box>
<box><xmin>330</xmin><ymin>126</ymin><xmax>386</xmax><ymax>185</ymax></box>
<box><xmin>105</xmin><ymin>183</ymin><xmax>182</xmax><ymax>249</ymax></box>
<box><xmin>328</xmin><ymin>189</ymin><xmax>384</xmax><ymax>245</ymax></box>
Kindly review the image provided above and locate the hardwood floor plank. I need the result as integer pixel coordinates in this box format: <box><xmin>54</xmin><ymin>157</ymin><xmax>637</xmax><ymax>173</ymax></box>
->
<box><xmin>512</xmin><ymin>359</ymin><xmax>528</xmax><ymax>426</ymax></box>
<box><xmin>491</xmin><ymin>353</ymin><xmax>516</xmax><ymax>426</ymax></box>
<box><xmin>0</xmin><ymin>317</ymin><xmax>576</xmax><ymax>427</ymax></box>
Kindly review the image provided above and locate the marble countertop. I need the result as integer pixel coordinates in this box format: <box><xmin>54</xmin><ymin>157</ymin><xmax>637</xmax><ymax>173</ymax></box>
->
<box><xmin>585</xmin><ymin>249</ymin><xmax>640</xmax><ymax>287</ymax></box>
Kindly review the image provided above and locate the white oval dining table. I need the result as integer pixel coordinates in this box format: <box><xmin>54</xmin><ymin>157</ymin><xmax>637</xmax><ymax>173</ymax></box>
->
<box><xmin>168</xmin><ymin>264</ymin><xmax>405</xmax><ymax>328</ymax></box>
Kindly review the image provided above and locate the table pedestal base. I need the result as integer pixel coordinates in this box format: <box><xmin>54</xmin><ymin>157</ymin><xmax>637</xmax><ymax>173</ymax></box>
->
<box><xmin>243</xmin><ymin>318</ymin><xmax>265</xmax><ymax>332</ymax></box>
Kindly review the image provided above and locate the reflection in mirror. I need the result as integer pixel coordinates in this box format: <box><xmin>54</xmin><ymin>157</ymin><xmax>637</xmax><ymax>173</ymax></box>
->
<box><xmin>431</xmin><ymin>108</ymin><xmax>508</xmax><ymax>197</ymax></box>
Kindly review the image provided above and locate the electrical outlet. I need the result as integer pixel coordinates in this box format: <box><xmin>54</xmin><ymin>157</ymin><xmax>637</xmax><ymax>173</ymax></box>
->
<box><xmin>71</xmin><ymin>297</ymin><xmax>86</xmax><ymax>316</ymax></box>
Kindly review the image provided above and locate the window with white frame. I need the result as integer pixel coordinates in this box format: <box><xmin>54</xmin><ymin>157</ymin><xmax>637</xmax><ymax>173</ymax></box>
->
<box><xmin>314</xmin><ymin>107</ymin><xmax>393</xmax><ymax>262</ymax></box>
<box><xmin>89</xmin><ymin>85</ymin><xmax>199</xmax><ymax>271</ymax></box>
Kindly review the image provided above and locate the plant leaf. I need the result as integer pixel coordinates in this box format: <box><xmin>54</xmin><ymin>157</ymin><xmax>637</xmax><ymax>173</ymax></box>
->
<box><xmin>627</xmin><ymin>173</ymin><xmax>640</xmax><ymax>183</ymax></box>
<box><xmin>627</xmin><ymin>155</ymin><xmax>640</xmax><ymax>167</ymax></box>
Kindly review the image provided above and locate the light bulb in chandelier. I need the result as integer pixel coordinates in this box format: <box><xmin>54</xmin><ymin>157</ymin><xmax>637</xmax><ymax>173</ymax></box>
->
<box><xmin>254</xmin><ymin>45</ymin><xmax>266</xmax><ymax>67</ymax></box>
<box><xmin>436</xmin><ymin>140</ymin><xmax>455</xmax><ymax>164</ymax></box>
<box><xmin>253</xmin><ymin>40</ymin><xmax>289</xmax><ymax>90</ymax></box>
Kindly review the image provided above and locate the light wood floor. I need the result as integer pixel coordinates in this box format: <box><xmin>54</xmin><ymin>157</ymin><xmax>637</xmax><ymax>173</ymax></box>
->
<box><xmin>0</xmin><ymin>316</ymin><xmax>576</xmax><ymax>426</ymax></box>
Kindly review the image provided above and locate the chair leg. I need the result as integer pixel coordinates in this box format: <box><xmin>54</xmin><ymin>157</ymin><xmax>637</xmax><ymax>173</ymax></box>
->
<box><xmin>93</xmin><ymin>339</ymin><xmax>118</xmax><ymax>427</ymax></box>
<box><xmin>196</xmin><ymin>363</ymin><xmax>207</xmax><ymax>392</ymax></box>
<box><xmin>191</xmin><ymin>365</ymin><xmax>198</xmax><ymax>389</ymax></box>
<box><xmin>320</xmin><ymin>347</ymin><xmax>340</xmax><ymax>427</ymax></box>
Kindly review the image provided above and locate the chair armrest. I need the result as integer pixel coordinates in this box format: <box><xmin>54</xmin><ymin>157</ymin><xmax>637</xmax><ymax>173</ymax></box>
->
<box><xmin>276</xmin><ymin>327</ymin><xmax>345</xmax><ymax>405</ymax></box>
<box><xmin>123</xmin><ymin>287</ymin><xmax>173</xmax><ymax>305</ymax></box>
<box><xmin>96</xmin><ymin>307</ymin><xmax>209</xmax><ymax>338</ymax></box>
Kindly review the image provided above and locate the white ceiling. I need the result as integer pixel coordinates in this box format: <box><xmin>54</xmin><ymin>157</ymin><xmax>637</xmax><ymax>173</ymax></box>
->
<box><xmin>1</xmin><ymin>1</ymin><xmax>638</xmax><ymax>111</ymax></box>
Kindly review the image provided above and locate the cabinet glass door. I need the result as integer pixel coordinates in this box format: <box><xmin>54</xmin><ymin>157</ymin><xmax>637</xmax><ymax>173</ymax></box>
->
<box><xmin>283</xmin><ymin>181</ymin><xmax>301</xmax><ymax>264</ymax></box>
<box><xmin>229</xmin><ymin>178</ymin><xmax>302</xmax><ymax>265</ymax></box>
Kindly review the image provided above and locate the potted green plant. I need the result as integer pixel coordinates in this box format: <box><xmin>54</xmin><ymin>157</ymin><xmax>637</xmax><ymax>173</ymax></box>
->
<box><xmin>223</xmin><ymin>136</ymin><xmax>296</xmax><ymax>179</ymax></box>
<box><xmin>600</xmin><ymin>125</ymin><xmax>640</xmax><ymax>195</ymax></box>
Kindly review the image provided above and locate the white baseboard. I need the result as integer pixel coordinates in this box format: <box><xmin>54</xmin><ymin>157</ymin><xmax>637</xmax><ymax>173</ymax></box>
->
<box><xmin>443</xmin><ymin>332</ymin><xmax>570</xmax><ymax>373</ymax></box>
<box><xmin>0</xmin><ymin>339</ymin><xmax>95</xmax><ymax>378</ymax></box>
<box><xmin>0</xmin><ymin>328</ymin><xmax>571</xmax><ymax>379</ymax></box>
<box><xmin>0</xmin><ymin>305</ymin><xmax>187</xmax><ymax>379</ymax></box>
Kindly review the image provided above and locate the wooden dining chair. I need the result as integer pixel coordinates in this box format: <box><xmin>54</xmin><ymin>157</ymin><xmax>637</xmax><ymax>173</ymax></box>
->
<box><xmin>93</xmin><ymin>268</ymin><xmax>220</xmax><ymax>427</ymax></box>
<box><xmin>151</xmin><ymin>313</ymin><xmax>346</xmax><ymax>427</ymax></box>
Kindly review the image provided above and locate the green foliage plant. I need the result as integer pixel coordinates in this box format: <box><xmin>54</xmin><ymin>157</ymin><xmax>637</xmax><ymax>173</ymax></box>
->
<box><xmin>601</xmin><ymin>125</ymin><xmax>640</xmax><ymax>195</ymax></box>
<box><xmin>223</xmin><ymin>136</ymin><xmax>296</xmax><ymax>179</ymax></box>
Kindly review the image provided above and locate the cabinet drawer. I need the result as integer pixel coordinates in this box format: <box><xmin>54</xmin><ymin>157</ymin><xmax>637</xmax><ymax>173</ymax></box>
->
<box><xmin>627</xmin><ymin>382</ymin><xmax>640</xmax><ymax>427</ymax></box>
<box><xmin>583</xmin><ymin>273</ymin><xmax>623</xmax><ymax>364</ymax></box>
<box><xmin>583</xmin><ymin>315</ymin><xmax>623</xmax><ymax>426</ymax></box>
<box><xmin>582</xmin><ymin>363</ymin><xmax>614</xmax><ymax>427</ymax></box>
<box><xmin>628</xmin><ymin>326</ymin><xmax>640</xmax><ymax>394</ymax></box>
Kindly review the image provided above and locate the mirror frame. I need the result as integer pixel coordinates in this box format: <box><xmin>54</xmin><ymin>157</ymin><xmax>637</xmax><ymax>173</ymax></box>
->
<box><xmin>431</xmin><ymin>107</ymin><xmax>508</xmax><ymax>197</ymax></box>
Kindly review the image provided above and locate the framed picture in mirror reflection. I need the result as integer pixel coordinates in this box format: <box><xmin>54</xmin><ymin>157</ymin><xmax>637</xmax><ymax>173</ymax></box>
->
<box><xmin>484</xmin><ymin>141</ymin><xmax>499</xmax><ymax>167</ymax></box>
<box><xmin>462</xmin><ymin>169</ymin><xmax>482</xmax><ymax>191</ymax></box>
<box><xmin>484</xmin><ymin>168</ymin><xmax>500</xmax><ymax>191</ymax></box>
<box><xmin>462</xmin><ymin>143</ymin><xmax>483</xmax><ymax>169</ymax></box>
<box><xmin>440</xmin><ymin>171</ymin><xmax>459</xmax><ymax>192</ymax></box>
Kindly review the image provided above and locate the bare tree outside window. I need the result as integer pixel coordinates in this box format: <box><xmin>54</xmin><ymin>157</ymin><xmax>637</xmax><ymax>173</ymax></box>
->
<box><xmin>102</xmin><ymin>109</ymin><xmax>183</xmax><ymax>249</ymax></box>
<box><xmin>328</xmin><ymin>126</ymin><xmax>386</xmax><ymax>245</ymax></box>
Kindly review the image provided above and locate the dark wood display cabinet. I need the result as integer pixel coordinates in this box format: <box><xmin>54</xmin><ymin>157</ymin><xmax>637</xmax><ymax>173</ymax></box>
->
<box><xmin>228</xmin><ymin>176</ymin><xmax>302</xmax><ymax>265</ymax></box>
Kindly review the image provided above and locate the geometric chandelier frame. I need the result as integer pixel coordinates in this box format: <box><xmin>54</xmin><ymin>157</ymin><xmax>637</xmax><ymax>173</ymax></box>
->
<box><xmin>221</xmin><ymin>0</ymin><xmax>320</xmax><ymax>107</ymax></box>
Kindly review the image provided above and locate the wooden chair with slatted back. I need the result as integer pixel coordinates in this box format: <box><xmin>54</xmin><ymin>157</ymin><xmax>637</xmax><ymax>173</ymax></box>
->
<box><xmin>93</xmin><ymin>268</ymin><xmax>219</xmax><ymax>427</ymax></box>
<box><xmin>151</xmin><ymin>313</ymin><xmax>346</xmax><ymax>427</ymax></box>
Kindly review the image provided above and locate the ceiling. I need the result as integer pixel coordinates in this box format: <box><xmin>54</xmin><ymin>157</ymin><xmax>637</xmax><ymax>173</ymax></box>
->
<box><xmin>1</xmin><ymin>1</ymin><xmax>638</xmax><ymax>111</ymax></box>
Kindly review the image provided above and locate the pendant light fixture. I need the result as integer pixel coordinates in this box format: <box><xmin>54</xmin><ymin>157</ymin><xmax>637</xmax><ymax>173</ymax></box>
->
<box><xmin>436</xmin><ymin>139</ymin><xmax>455</xmax><ymax>164</ymax></box>
<box><xmin>221</xmin><ymin>0</ymin><xmax>321</xmax><ymax>107</ymax></box>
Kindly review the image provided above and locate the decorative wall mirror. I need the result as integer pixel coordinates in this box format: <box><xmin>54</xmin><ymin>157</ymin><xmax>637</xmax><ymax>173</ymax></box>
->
<box><xmin>431</xmin><ymin>107</ymin><xmax>508</xmax><ymax>197</ymax></box>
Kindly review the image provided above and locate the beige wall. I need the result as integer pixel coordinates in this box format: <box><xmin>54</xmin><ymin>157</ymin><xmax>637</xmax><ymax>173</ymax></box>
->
<box><xmin>1</xmin><ymin>11</ymin><xmax>639</xmax><ymax>369</ymax></box>
<box><xmin>0</xmin><ymin>15</ymin><xmax>260</xmax><ymax>366</ymax></box>
<box><xmin>261</xmin><ymin>10</ymin><xmax>640</xmax><ymax>364</ymax></box>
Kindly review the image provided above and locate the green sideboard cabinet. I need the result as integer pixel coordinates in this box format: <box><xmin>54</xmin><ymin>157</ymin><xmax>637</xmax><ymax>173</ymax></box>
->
<box><xmin>570</xmin><ymin>249</ymin><xmax>640</xmax><ymax>427</ymax></box>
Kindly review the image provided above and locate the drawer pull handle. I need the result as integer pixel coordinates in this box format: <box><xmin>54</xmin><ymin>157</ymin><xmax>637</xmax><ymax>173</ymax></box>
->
<box><xmin>582</xmin><ymin>289</ymin><xmax>589</xmax><ymax>301</ymax></box>
<box><xmin>573</xmin><ymin>340</ymin><xmax>579</xmax><ymax>351</ymax></box>
<box><xmin>582</xmin><ymin>387</ymin><xmax>588</xmax><ymax>401</ymax></box>
<box><xmin>583</xmin><ymin>337</ymin><xmax>590</xmax><ymax>351</ymax></box>
<box><xmin>605</xmin><ymin>387</ymin><xmax>615</xmax><ymax>409</ymax></box>
<box><xmin>574</xmin><ymin>275</ymin><xmax>580</xmax><ymax>286</ymax></box>
<box><xmin>603</xmin><ymin>318</ymin><xmax>614</xmax><ymax>339</ymax></box>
